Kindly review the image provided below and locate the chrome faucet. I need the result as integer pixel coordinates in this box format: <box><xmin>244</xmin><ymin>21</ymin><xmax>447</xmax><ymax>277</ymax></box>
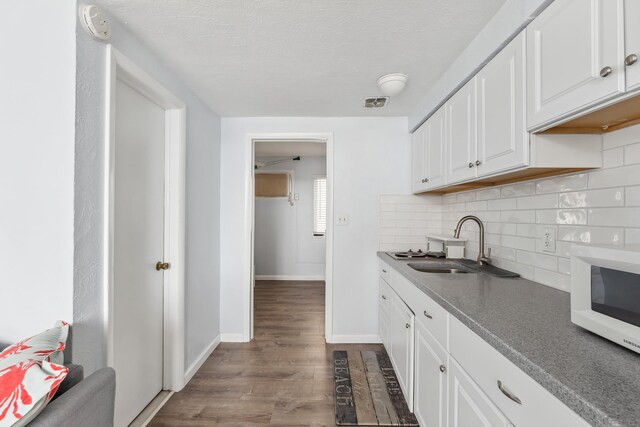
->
<box><xmin>454</xmin><ymin>215</ymin><xmax>492</xmax><ymax>265</ymax></box>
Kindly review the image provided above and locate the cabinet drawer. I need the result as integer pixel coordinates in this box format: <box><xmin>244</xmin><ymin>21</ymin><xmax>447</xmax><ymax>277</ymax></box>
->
<box><xmin>379</xmin><ymin>276</ymin><xmax>391</xmax><ymax>314</ymax></box>
<box><xmin>449</xmin><ymin>317</ymin><xmax>589</xmax><ymax>427</ymax></box>
<box><xmin>414</xmin><ymin>292</ymin><xmax>448</xmax><ymax>348</ymax></box>
<box><xmin>379</xmin><ymin>259</ymin><xmax>391</xmax><ymax>283</ymax></box>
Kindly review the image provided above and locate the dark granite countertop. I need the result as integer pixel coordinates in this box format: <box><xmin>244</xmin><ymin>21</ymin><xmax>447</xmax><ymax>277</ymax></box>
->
<box><xmin>377</xmin><ymin>252</ymin><xmax>640</xmax><ymax>427</ymax></box>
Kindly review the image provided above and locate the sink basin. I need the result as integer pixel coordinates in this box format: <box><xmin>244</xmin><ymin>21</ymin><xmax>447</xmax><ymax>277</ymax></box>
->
<box><xmin>408</xmin><ymin>263</ymin><xmax>474</xmax><ymax>274</ymax></box>
<box><xmin>412</xmin><ymin>267</ymin><xmax>471</xmax><ymax>274</ymax></box>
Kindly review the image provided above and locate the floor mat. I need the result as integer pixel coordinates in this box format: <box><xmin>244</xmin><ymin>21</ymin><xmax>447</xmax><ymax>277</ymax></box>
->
<box><xmin>333</xmin><ymin>350</ymin><xmax>419</xmax><ymax>426</ymax></box>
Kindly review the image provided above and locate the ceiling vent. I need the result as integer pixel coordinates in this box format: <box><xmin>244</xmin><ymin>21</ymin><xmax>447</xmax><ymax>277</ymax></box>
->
<box><xmin>364</xmin><ymin>97</ymin><xmax>388</xmax><ymax>108</ymax></box>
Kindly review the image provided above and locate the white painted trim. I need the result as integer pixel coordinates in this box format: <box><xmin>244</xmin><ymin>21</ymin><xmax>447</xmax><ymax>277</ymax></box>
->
<box><xmin>330</xmin><ymin>335</ymin><xmax>383</xmax><ymax>344</ymax></box>
<box><xmin>254</xmin><ymin>275</ymin><xmax>325</xmax><ymax>281</ymax></box>
<box><xmin>104</xmin><ymin>45</ymin><xmax>187</xmax><ymax>392</ymax></box>
<box><xmin>183</xmin><ymin>335</ymin><xmax>221</xmax><ymax>385</ymax></box>
<box><xmin>221</xmin><ymin>333</ymin><xmax>246</xmax><ymax>342</ymax></box>
<box><xmin>244</xmin><ymin>133</ymin><xmax>335</xmax><ymax>343</ymax></box>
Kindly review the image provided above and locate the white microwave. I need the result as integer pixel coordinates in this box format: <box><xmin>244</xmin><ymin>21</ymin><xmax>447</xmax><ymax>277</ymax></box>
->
<box><xmin>571</xmin><ymin>245</ymin><xmax>640</xmax><ymax>354</ymax></box>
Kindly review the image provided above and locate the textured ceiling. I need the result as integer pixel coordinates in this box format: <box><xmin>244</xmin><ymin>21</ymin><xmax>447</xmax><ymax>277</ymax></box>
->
<box><xmin>94</xmin><ymin>0</ymin><xmax>507</xmax><ymax>117</ymax></box>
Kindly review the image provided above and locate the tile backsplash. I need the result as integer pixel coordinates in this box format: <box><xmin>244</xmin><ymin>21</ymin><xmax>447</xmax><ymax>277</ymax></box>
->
<box><xmin>380</xmin><ymin>124</ymin><xmax>640</xmax><ymax>292</ymax></box>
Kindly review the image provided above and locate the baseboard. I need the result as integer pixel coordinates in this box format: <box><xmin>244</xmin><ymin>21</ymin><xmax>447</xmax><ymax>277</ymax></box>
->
<box><xmin>221</xmin><ymin>333</ymin><xmax>247</xmax><ymax>342</ymax></box>
<box><xmin>183</xmin><ymin>334</ymin><xmax>220</xmax><ymax>385</ymax></box>
<box><xmin>254</xmin><ymin>275</ymin><xmax>325</xmax><ymax>281</ymax></box>
<box><xmin>328</xmin><ymin>334</ymin><xmax>382</xmax><ymax>344</ymax></box>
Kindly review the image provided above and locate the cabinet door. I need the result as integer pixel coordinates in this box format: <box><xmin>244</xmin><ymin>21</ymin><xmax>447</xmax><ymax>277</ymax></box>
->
<box><xmin>446</xmin><ymin>78</ymin><xmax>477</xmax><ymax>184</ymax></box>
<box><xmin>379</xmin><ymin>278</ymin><xmax>391</xmax><ymax>349</ymax></box>
<box><xmin>425</xmin><ymin>106</ymin><xmax>447</xmax><ymax>189</ymax></box>
<box><xmin>449</xmin><ymin>359</ymin><xmax>514</xmax><ymax>427</ymax></box>
<box><xmin>477</xmin><ymin>32</ymin><xmax>528</xmax><ymax>177</ymax></box>
<box><xmin>389</xmin><ymin>293</ymin><xmax>415</xmax><ymax>410</ymax></box>
<box><xmin>527</xmin><ymin>0</ymin><xmax>625</xmax><ymax>130</ymax></box>
<box><xmin>625</xmin><ymin>0</ymin><xmax>640</xmax><ymax>91</ymax></box>
<box><xmin>411</xmin><ymin>124</ymin><xmax>427</xmax><ymax>193</ymax></box>
<box><xmin>414</xmin><ymin>321</ymin><xmax>448</xmax><ymax>427</ymax></box>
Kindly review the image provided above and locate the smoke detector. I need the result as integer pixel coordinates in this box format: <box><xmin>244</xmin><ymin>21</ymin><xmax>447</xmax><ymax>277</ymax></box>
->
<box><xmin>79</xmin><ymin>5</ymin><xmax>111</xmax><ymax>41</ymax></box>
<box><xmin>378</xmin><ymin>73</ymin><xmax>408</xmax><ymax>96</ymax></box>
<box><xmin>364</xmin><ymin>97</ymin><xmax>389</xmax><ymax>108</ymax></box>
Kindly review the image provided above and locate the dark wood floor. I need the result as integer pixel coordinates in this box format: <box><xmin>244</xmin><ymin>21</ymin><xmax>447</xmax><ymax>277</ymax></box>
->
<box><xmin>149</xmin><ymin>280</ymin><xmax>383</xmax><ymax>426</ymax></box>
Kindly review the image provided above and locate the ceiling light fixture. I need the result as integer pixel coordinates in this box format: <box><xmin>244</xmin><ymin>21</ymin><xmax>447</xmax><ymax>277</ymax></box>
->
<box><xmin>377</xmin><ymin>73</ymin><xmax>408</xmax><ymax>96</ymax></box>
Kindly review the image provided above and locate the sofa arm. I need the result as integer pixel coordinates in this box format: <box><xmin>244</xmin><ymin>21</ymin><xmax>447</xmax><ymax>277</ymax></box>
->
<box><xmin>29</xmin><ymin>367</ymin><xmax>116</xmax><ymax>427</ymax></box>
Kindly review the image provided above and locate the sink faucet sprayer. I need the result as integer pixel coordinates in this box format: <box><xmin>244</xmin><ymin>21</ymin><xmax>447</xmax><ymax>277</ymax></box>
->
<box><xmin>453</xmin><ymin>215</ymin><xmax>492</xmax><ymax>266</ymax></box>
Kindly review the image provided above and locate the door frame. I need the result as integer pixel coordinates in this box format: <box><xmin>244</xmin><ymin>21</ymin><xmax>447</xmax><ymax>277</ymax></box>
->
<box><xmin>244</xmin><ymin>133</ymin><xmax>334</xmax><ymax>342</ymax></box>
<box><xmin>104</xmin><ymin>46</ymin><xmax>187</xmax><ymax>391</ymax></box>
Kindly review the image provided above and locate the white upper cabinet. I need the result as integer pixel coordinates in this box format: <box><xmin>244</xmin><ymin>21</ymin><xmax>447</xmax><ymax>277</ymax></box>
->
<box><xmin>625</xmin><ymin>0</ymin><xmax>640</xmax><ymax>91</ymax></box>
<box><xmin>526</xmin><ymin>0</ymin><xmax>625</xmax><ymax>130</ymax></box>
<box><xmin>477</xmin><ymin>32</ymin><xmax>528</xmax><ymax>177</ymax></box>
<box><xmin>446</xmin><ymin>78</ymin><xmax>477</xmax><ymax>183</ymax></box>
<box><xmin>425</xmin><ymin>106</ymin><xmax>447</xmax><ymax>188</ymax></box>
<box><xmin>411</xmin><ymin>124</ymin><xmax>427</xmax><ymax>193</ymax></box>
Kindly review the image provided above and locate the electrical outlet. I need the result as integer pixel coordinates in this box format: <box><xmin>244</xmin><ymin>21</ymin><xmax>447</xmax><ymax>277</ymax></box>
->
<box><xmin>542</xmin><ymin>228</ymin><xmax>556</xmax><ymax>253</ymax></box>
<box><xmin>336</xmin><ymin>214</ymin><xmax>349</xmax><ymax>226</ymax></box>
<box><xmin>294</xmin><ymin>193</ymin><xmax>300</xmax><ymax>201</ymax></box>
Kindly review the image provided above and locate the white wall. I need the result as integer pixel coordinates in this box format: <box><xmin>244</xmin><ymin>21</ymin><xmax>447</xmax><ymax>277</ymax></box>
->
<box><xmin>74</xmin><ymin>6</ymin><xmax>222</xmax><ymax>375</ymax></box>
<box><xmin>0</xmin><ymin>1</ymin><xmax>77</xmax><ymax>344</ymax></box>
<box><xmin>384</xmin><ymin>125</ymin><xmax>640</xmax><ymax>292</ymax></box>
<box><xmin>221</xmin><ymin>117</ymin><xmax>411</xmax><ymax>341</ymax></box>
<box><xmin>254</xmin><ymin>156</ymin><xmax>326</xmax><ymax>279</ymax></box>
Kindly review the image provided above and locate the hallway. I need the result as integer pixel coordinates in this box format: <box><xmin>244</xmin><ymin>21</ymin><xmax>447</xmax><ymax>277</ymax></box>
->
<box><xmin>149</xmin><ymin>280</ymin><xmax>383</xmax><ymax>426</ymax></box>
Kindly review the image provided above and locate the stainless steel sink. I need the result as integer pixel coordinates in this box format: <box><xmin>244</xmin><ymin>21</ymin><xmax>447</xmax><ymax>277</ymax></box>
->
<box><xmin>408</xmin><ymin>263</ymin><xmax>474</xmax><ymax>274</ymax></box>
<box><xmin>407</xmin><ymin>260</ymin><xmax>519</xmax><ymax>278</ymax></box>
<box><xmin>412</xmin><ymin>267</ymin><xmax>471</xmax><ymax>274</ymax></box>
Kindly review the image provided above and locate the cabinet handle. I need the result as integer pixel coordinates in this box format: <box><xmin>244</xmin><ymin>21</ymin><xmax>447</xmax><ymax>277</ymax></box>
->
<box><xmin>475</xmin><ymin>160</ymin><xmax>481</xmax><ymax>166</ymax></box>
<box><xmin>468</xmin><ymin>162</ymin><xmax>474</xmax><ymax>168</ymax></box>
<box><xmin>497</xmin><ymin>380</ymin><xmax>522</xmax><ymax>405</ymax></box>
<box><xmin>382</xmin><ymin>295</ymin><xmax>387</xmax><ymax>300</ymax></box>
<box><xmin>625</xmin><ymin>54</ymin><xmax>638</xmax><ymax>66</ymax></box>
<box><xmin>423</xmin><ymin>310</ymin><xmax>433</xmax><ymax>319</ymax></box>
<box><xmin>405</xmin><ymin>323</ymin><xmax>410</xmax><ymax>329</ymax></box>
<box><xmin>421</xmin><ymin>178</ymin><xmax>425</xmax><ymax>183</ymax></box>
<box><xmin>439</xmin><ymin>365</ymin><xmax>446</xmax><ymax>373</ymax></box>
<box><xmin>425</xmin><ymin>178</ymin><xmax>429</xmax><ymax>182</ymax></box>
<box><xmin>600</xmin><ymin>66</ymin><xmax>613</xmax><ymax>78</ymax></box>
<box><xmin>382</xmin><ymin>269</ymin><xmax>387</xmax><ymax>273</ymax></box>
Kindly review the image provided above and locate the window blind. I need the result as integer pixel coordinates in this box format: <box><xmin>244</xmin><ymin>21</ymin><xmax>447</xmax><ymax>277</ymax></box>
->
<box><xmin>313</xmin><ymin>176</ymin><xmax>327</xmax><ymax>236</ymax></box>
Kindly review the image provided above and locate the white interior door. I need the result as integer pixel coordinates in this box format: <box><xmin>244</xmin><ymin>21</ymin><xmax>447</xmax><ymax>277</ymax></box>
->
<box><xmin>113</xmin><ymin>79</ymin><xmax>166</xmax><ymax>427</ymax></box>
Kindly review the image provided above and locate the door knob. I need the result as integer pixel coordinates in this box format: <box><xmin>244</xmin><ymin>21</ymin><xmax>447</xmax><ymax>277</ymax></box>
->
<box><xmin>405</xmin><ymin>323</ymin><xmax>410</xmax><ymax>329</ymax></box>
<box><xmin>468</xmin><ymin>162</ymin><xmax>474</xmax><ymax>168</ymax></box>
<box><xmin>625</xmin><ymin>54</ymin><xmax>638</xmax><ymax>66</ymax></box>
<box><xmin>156</xmin><ymin>261</ymin><xmax>171</xmax><ymax>271</ymax></box>
<box><xmin>439</xmin><ymin>364</ymin><xmax>446</xmax><ymax>373</ymax></box>
<box><xmin>475</xmin><ymin>160</ymin><xmax>481</xmax><ymax>166</ymax></box>
<box><xmin>600</xmin><ymin>66</ymin><xmax>613</xmax><ymax>78</ymax></box>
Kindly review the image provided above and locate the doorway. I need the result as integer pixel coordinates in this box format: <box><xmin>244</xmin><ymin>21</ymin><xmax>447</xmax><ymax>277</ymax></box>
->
<box><xmin>247</xmin><ymin>135</ymin><xmax>334</xmax><ymax>341</ymax></box>
<box><xmin>105</xmin><ymin>47</ymin><xmax>187</xmax><ymax>427</ymax></box>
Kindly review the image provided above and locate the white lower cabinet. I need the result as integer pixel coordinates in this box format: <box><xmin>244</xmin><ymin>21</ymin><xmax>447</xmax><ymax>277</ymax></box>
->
<box><xmin>378</xmin><ymin>278</ymin><xmax>391</xmax><ymax>349</ymax></box>
<box><xmin>448</xmin><ymin>358</ymin><xmax>514</xmax><ymax>427</ymax></box>
<box><xmin>414</xmin><ymin>320</ymin><xmax>448</xmax><ymax>427</ymax></box>
<box><xmin>378</xmin><ymin>263</ymin><xmax>590</xmax><ymax>427</ymax></box>
<box><xmin>389</xmin><ymin>291</ymin><xmax>415</xmax><ymax>411</ymax></box>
